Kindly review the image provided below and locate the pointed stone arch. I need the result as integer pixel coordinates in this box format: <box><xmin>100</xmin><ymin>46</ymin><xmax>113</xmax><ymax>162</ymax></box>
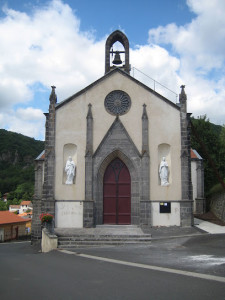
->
<box><xmin>83</xmin><ymin>117</ymin><xmax>151</xmax><ymax>227</ymax></box>
<box><xmin>89</xmin><ymin>117</ymin><xmax>149</xmax><ymax>226</ymax></box>
<box><xmin>94</xmin><ymin>149</ymin><xmax>140</xmax><ymax>225</ymax></box>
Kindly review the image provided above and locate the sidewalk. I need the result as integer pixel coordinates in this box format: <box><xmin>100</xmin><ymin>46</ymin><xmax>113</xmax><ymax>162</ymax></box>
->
<box><xmin>194</xmin><ymin>218</ymin><xmax>225</xmax><ymax>234</ymax></box>
<box><xmin>142</xmin><ymin>218</ymin><xmax>225</xmax><ymax>239</ymax></box>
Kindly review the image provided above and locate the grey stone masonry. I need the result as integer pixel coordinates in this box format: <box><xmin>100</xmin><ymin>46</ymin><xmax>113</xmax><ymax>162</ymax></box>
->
<box><xmin>195</xmin><ymin>198</ymin><xmax>206</xmax><ymax>215</ymax></box>
<box><xmin>84</xmin><ymin>104</ymin><xmax>94</xmax><ymax>227</ymax></box>
<box><xmin>83</xmin><ymin>200</ymin><xmax>94</xmax><ymax>227</ymax></box>
<box><xmin>210</xmin><ymin>192</ymin><xmax>225</xmax><ymax>222</ymax></box>
<box><xmin>180</xmin><ymin>201</ymin><xmax>193</xmax><ymax>227</ymax></box>
<box><xmin>91</xmin><ymin>116</ymin><xmax>151</xmax><ymax>227</ymax></box>
<box><xmin>42</xmin><ymin>86</ymin><xmax>56</xmax><ymax>216</ymax></box>
<box><xmin>142</xmin><ymin>104</ymin><xmax>149</xmax><ymax>155</ymax></box>
<box><xmin>140</xmin><ymin>201</ymin><xmax>151</xmax><ymax>227</ymax></box>
<box><xmin>31</xmin><ymin>158</ymin><xmax>44</xmax><ymax>242</ymax></box>
<box><xmin>179</xmin><ymin>85</ymin><xmax>193</xmax><ymax>226</ymax></box>
<box><xmin>105</xmin><ymin>30</ymin><xmax>130</xmax><ymax>74</ymax></box>
<box><xmin>197</xmin><ymin>160</ymin><xmax>204</xmax><ymax>199</ymax></box>
<box><xmin>195</xmin><ymin>159</ymin><xmax>205</xmax><ymax>214</ymax></box>
<box><xmin>86</xmin><ymin>104</ymin><xmax>93</xmax><ymax>156</ymax></box>
<box><xmin>31</xmin><ymin>198</ymin><xmax>42</xmax><ymax>245</ymax></box>
<box><xmin>34</xmin><ymin>159</ymin><xmax>44</xmax><ymax>201</ymax></box>
<box><xmin>141</xmin><ymin>104</ymin><xmax>150</xmax><ymax>226</ymax></box>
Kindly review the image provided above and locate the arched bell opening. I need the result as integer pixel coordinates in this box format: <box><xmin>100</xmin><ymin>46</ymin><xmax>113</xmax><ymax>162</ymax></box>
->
<box><xmin>105</xmin><ymin>30</ymin><xmax>130</xmax><ymax>74</ymax></box>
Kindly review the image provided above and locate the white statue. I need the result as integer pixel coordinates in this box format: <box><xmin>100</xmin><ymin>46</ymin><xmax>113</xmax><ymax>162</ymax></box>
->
<box><xmin>159</xmin><ymin>157</ymin><xmax>169</xmax><ymax>186</ymax></box>
<box><xmin>65</xmin><ymin>156</ymin><xmax>75</xmax><ymax>184</ymax></box>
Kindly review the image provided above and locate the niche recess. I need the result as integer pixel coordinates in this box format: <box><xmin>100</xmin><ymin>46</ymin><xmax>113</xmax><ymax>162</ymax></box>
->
<box><xmin>63</xmin><ymin>143</ymin><xmax>77</xmax><ymax>184</ymax></box>
<box><xmin>158</xmin><ymin>143</ymin><xmax>171</xmax><ymax>185</ymax></box>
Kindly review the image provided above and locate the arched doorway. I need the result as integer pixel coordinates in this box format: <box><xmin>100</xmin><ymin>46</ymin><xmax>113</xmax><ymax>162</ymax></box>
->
<box><xmin>103</xmin><ymin>158</ymin><xmax>131</xmax><ymax>224</ymax></box>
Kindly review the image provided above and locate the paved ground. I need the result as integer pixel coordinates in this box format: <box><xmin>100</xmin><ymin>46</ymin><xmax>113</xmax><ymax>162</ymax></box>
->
<box><xmin>0</xmin><ymin>229</ymin><xmax>225</xmax><ymax>300</ymax></box>
<box><xmin>74</xmin><ymin>234</ymin><xmax>225</xmax><ymax>277</ymax></box>
<box><xmin>195</xmin><ymin>218</ymin><xmax>225</xmax><ymax>234</ymax></box>
<box><xmin>55</xmin><ymin>224</ymin><xmax>147</xmax><ymax>236</ymax></box>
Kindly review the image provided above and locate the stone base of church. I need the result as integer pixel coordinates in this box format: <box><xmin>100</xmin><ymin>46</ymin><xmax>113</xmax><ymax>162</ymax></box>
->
<box><xmin>180</xmin><ymin>201</ymin><xmax>194</xmax><ymax>227</ymax></box>
<box><xmin>83</xmin><ymin>200</ymin><xmax>94</xmax><ymax>227</ymax></box>
<box><xmin>140</xmin><ymin>201</ymin><xmax>151</xmax><ymax>227</ymax></box>
<box><xmin>31</xmin><ymin>198</ymin><xmax>42</xmax><ymax>242</ymax></box>
<box><xmin>195</xmin><ymin>198</ymin><xmax>206</xmax><ymax>214</ymax></box>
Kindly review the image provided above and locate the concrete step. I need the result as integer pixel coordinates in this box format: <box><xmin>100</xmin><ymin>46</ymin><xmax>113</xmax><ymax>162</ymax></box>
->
<box><xmin>57</xmin><ymin>240</ymin><xmax>152</xmax><ymax>249</ymax></box>
<box><xmin>58</xmin><ymin>237</ymin><xmax>151</xmax><ymax>244</ymax></box>
<box><xmin>58</xmin><ymin>235</ymin><xmax>151</xmax><ymax>240</ymax></box>
<box><xmin>57</xmin><ymin>236</ymin><xmax>151</xmax><ymax>249</ymax></box>
<box><xmin>56</xmin><ymin>226</ymin><xmax>151</xmax><ymax>249</ymax></box>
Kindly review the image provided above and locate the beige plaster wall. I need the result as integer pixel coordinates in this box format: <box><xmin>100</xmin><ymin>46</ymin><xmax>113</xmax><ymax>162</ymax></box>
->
<box><xmin>152</xmin><ymin>202</ymin><xmax>180</xmax><ymax>226</ymax></box>
<box><xmin>54</xmin><ymin>72</ymin><xmax>182</xmax><ymax>204</ymax></box>
<box><xmin>55</xmin><ymin>201</ymin><xmax>83</xmax><ymax>228</ymax></box>
<box><xmin>41</xmin><ymin>228</ymin><xmax>58</xmax><ymax>253</ymax></box>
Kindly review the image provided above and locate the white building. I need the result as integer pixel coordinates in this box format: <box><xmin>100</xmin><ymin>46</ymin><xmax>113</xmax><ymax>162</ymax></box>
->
<box><xmin>32</xmin><ymin>30</ymin><xmax>195</xmax><ymax>243</ymax></box>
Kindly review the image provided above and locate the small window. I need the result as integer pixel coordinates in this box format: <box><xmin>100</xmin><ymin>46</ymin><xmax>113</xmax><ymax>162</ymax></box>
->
<box><xmin>159</xmin><ymin>202</ymin><xmax>171</xmax><ymax>213</ymax></box>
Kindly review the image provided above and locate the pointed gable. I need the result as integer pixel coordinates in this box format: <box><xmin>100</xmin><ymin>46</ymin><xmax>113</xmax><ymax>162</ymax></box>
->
<box><xmin>93</xmin><ymin>116</ymin><xmax>141</xmax><ymax>159</ymax></box>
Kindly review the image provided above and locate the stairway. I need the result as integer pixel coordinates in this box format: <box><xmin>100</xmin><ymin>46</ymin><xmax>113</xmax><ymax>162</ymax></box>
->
<box><xmin>55</xmin><ymin>225</ymin><xmax>151</xmax><ymax>249</ymax></box>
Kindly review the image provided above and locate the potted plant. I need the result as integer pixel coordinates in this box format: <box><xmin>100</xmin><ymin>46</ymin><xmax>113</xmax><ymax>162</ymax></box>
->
<box><xmin>39</xmin><ymin>213</ymin><xmax>54</xmax><ymax>233</ymax></box>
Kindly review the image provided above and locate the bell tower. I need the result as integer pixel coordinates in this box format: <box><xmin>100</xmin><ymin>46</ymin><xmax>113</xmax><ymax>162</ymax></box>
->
<box><xmin>105</xmin><ymin>30</ymin><xmax>130</xmax><ymax>74</ymax></box>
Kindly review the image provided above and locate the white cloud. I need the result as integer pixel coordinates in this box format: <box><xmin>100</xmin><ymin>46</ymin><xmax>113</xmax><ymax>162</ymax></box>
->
<box><xmin>130</xmin><ymin>45</ymin><xmax>181</xmax><ymax>103</ymax></box>
<box><xmin>16</xmin><ymin>107</ymin><xmax>44</xmax><ymax>121</ymax></box>
<box><xmin>0</xmin><ymin>0</ymin><xmax>106</xmax><ymax>139</ymax></box>
<box><xmin>0</xmin><ymin>0</ymin><xmax>224</xmax><ymax>141</ymax></box>
<box><xmin>148</xmin><ymin>0</ymin><xmax>225</xmax><ymax>125</ymax></box>
<box><xmin>0</xmin><ymin>107</ymin><xmax>45</xmax><ymax>139</ymax></box>
<box><xmin>0</xmin><ymin>0</ymin><xmax>105</xmax><ymax>108</ymax></box>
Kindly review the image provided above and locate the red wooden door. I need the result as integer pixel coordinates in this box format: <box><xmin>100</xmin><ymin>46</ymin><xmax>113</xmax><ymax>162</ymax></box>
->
<box><xmin>103</xmin><ymin>158</ymin><xmax>131</xmax><ymax>224</ymax></box>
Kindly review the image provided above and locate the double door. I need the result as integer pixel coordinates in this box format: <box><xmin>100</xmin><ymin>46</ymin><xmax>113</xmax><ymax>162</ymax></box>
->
<box><xmin>103</xmin><ymin>158</ymin><xmax>131</xmax><ymax>224</ymax></box>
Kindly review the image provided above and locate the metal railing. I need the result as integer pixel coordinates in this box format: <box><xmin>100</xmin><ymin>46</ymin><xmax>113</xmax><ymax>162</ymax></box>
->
<box><xmin>131</xmin><ymin>67</ymin><xmax>178</xmax><ymax>104</ymax></box>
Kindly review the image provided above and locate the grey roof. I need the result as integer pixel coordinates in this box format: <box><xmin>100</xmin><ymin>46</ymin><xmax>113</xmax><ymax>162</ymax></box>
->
<box><xmin>35</xmin><ymin>150</ymin><xmax>45</xmax><ymax>160</ymax></box>
<box><xmin>55</xmin><ymin>68</ymin><xmax>180</xmax><ymax>111</ymax></box>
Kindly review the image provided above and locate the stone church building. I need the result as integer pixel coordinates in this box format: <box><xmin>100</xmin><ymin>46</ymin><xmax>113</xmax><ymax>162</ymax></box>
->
<box><xmin>32</xmin><ymin>30</ymin><xmax>195</xmax><ymax>243</ymax></box>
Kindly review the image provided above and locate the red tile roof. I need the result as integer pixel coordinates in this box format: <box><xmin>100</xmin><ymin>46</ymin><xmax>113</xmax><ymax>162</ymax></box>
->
<box><xmin>9</xmin><ymin>205</ymin><xmax>20</xmax><ymax>209</ymax></box>
<box><xmin>36</xmin><ymin>150</ymin><xmax>45</xmax><ymax>160</ymax></box>
<box><xmin>191</xmin><ymin>149</ymin><xmax>203</xmax><ymax>160</ymax></box>
<box><xmin>191</xmin><ymin>149</ymin><xmax>198</xmax><ymax>159</ymax></box>
<box><xmin>0</xmin><ymin>211</ymin><xmax>29</xmax><ymax>225</ymax></box>
<box><xmin>20</xmin><ymin>201</ymin><xmax>31</xmax><ymax>206</ymax></box>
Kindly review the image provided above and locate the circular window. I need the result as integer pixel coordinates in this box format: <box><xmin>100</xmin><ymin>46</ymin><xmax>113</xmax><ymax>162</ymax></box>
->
<box><xmin>104</xmin><ymin>90</ymin><xmax>131</xmax><ymax>116</ymax></box>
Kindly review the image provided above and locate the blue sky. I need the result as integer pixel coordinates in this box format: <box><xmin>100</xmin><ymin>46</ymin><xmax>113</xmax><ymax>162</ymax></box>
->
<box><xmin>0</xmin><ymin>0</ymin><xmax>224</xmax><ymax>140</ymax></box>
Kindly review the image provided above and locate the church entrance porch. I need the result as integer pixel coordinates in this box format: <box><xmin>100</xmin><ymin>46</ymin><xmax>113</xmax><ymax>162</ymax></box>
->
<box><xmin>103</xmin><ymin>158</ymin><xmax>131</xmax><ymax>224</ymax></box>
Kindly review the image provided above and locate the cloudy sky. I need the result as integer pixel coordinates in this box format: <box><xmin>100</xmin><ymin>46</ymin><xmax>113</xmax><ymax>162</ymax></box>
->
<box><xmin>0</xmin><ymin>0</ymin><xmax>224</xmax><ymax>140</ymax></box>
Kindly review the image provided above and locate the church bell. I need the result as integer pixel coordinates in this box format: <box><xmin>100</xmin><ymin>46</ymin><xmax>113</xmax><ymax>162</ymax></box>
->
<box><xmin>112</xmin><ymin>51</ymin><xmax>122</xmax><ymax>65</ymax></box>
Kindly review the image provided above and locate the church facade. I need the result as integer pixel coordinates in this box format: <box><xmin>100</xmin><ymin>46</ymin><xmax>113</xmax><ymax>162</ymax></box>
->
<box><xmin>32</xmin><ymin>31</ymin><xmax>193</xmax><ymax>243</ymax></box>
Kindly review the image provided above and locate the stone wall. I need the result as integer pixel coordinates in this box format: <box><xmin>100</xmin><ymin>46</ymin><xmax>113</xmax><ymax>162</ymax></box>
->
<box><xmin>41</xmin><ymin>228</ymin><xmax>58</xmax><ymax>253</ymax></box>
<box><xmin>31</xmin><ymin>159</ymin><xmax>44</xmax><ymax>243</ymax></box>
<box><xmin>210</xmin><ymin>192</ymin><xmax>225</xmax><ymax>222</ymax></box>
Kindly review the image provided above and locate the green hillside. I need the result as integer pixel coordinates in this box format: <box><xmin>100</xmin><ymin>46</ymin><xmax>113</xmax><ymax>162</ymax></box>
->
<box><xmin>0</xmin><ymin>129</ymin><xmax>44</xmax><ymax>206</ymax></box>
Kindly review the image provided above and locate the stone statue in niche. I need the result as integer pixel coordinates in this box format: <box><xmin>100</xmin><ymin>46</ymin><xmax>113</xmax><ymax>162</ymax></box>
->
<box><xmin>159</xmin><ymin>157</ymin><xmax>169</xmax><ymax>186</ymax></box>
<box><xmin>65</xmin><ymin>156</ymin><xmax>75</xmax><ymax>184</ymax></box>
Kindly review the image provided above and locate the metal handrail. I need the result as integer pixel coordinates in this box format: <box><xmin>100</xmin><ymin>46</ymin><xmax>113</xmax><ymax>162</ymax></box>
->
<box><xmin>131</xmin><ymin>66</ymin><xmax>178</xmax><ymax>103</ymax></box>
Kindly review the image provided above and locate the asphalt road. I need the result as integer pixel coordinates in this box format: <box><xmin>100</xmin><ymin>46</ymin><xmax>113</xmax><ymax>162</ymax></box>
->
<box><xmin>0</xmin><ymin>235</ymin><xmax>225</xmax><ymax>300</ymax></box>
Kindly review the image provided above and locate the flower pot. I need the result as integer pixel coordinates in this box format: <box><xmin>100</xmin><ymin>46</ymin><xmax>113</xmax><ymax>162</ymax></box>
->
<box><xmin>43</xmin><ymin>221</ymin><xmax>54</xmax><ymax>234</ymax></box>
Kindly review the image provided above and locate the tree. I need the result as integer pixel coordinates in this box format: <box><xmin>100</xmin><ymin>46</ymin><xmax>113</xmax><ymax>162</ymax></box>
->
<box><xmin>0</xmin><ymin>201</ymin><xmax>7</xmax><ymax>211</ymax></box>
<box><xmin>191</xmin><ymin>115</ymin><xmax>223</xmax><ymax>195</ymax></box>
<box><xmin>219</xmin><ymin>125</ymin><xmax>225</xmax><ymax>178</ymax></box>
